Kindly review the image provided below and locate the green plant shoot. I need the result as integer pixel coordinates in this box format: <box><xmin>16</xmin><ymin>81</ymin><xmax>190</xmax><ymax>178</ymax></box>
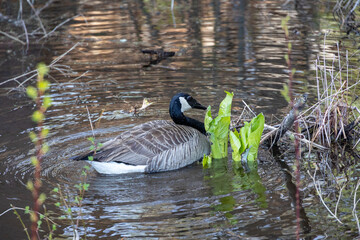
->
<box><xmin>281</xmin><ymin>84</ymin><xmax>290</xmax><ymax>103</ymax></box>
<box><xmin>203</xmin><ymin>91</ymin><xmax>233</xmax><ymax>161</ymax></box>
<box><xmin>229</xmin><ymin>113</ymin><xmax>265</xmax><ymax>164</ymax></box>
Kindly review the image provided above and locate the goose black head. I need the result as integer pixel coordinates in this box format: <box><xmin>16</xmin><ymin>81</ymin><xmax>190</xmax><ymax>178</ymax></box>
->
<box><xmin>170</xmin><ymin>93</ymin><xmax>206</xmax><ymax>115</ymax></box>
<box><xmin>169</xmin><ymin>93</ymin><xmax>207</xmax><ymax>134</ymax></box>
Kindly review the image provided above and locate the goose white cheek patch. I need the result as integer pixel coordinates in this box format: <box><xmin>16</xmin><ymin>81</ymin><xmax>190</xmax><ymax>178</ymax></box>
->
<box><xmin>179</xmin><ymin>97</ymin><xmax>192</xmax><ymax>112</ymax></box>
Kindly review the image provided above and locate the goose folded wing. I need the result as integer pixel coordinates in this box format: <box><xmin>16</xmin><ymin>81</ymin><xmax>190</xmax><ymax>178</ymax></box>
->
<box><xmin>92</xmin><ymin>120</ymin><xmax>199</xmax><ymax>166</ymax></box>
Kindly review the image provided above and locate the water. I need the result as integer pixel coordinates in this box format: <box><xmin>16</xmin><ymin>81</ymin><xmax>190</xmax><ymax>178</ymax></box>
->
<box><xmin>0</xmin><ymin>0</ymin><xmax>358</xmax><ymax>239</ymax></box>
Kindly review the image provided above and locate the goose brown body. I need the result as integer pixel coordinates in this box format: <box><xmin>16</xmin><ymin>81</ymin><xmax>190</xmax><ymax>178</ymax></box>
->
<box><xmin>73</xmin><ymin>93</ymin><xmax>210</xmax><ymax>174</ymax></box>
<box><xmin>79</xmin><ymin>120</ymin><xmax>210</xmax><ymax>173</ymax></box>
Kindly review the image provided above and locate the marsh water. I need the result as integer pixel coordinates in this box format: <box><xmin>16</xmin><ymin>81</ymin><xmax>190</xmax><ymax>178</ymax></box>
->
<box><xmin>0</xmin><ymin>0</ymin><xmax>358</xmax><ymax>239</ymax></box>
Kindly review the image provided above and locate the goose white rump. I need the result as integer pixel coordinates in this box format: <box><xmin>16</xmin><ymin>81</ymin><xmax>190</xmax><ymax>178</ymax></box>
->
<box><xmin>88</xmin><ymin>161</ymin><xmax>146</xmax><ymax>174</ymax></box>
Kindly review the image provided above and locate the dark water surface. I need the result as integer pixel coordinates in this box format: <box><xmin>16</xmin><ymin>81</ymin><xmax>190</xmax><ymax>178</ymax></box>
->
<box><xmin>0</xmin><ymin>0</ymin><xmax>356</xmax><ymax>239</ymax></box>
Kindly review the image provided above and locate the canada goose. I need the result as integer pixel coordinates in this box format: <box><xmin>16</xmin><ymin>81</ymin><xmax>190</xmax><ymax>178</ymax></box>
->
<box><xmin>73</xmin><ymin>93</ymin><xmax>210</xmax><ymax>174</ymax></box>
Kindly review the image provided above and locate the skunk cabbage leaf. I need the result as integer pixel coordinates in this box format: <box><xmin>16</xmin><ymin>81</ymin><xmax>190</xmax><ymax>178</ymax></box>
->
<box><xmin>203</xmin><ymin>91</ymin><xmax>233</xmax><ymax>160</ymax></box>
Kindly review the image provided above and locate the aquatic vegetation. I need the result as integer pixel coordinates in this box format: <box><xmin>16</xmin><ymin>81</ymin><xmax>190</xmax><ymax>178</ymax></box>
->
<box><xmin>203</xmin><ymin>91</ymin><xmax>233</xmax><ymax>165</ymax></box>
<box><xmin>230</xmin><ymin>113</ymin><xmax>265</xmax><ymax>166</ymax></box>
<box><xmin>203</xmin><ymin>91</ymin><xmax>265</xmax><ymax>171</ymax></box>
<box><xmin>8</xmin><ymin>63</ymin><xmax>94</xmax><ymax>240</ymax></box>
<box><xmin>25</xmin><ymin>63</ymin><xmax>54</xmax><ymax>240</ymax></box>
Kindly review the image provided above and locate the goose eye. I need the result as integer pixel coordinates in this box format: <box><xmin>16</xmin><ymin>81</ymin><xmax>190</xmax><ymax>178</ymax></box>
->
<box><xmin>186</xmin><ymin>96</ymin><xmax>192</xmax><ymax>101</ymax></box>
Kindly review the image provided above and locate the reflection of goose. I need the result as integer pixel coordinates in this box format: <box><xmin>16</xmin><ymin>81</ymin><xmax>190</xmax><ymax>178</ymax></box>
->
<box><xmin>73</xmin><ymin>93</ymin><xmax>210</xmax><ymax>174</ymax></box>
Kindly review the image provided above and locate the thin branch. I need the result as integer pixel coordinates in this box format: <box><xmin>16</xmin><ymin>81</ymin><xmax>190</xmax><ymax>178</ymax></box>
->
<box><xmin>38</xmin><ymin>15</ymin><xmax>82</xmax><ymax>41</ymax></box>
<box><xmin>49</xmin><ymin>42</ymin><xmax>81</xmax><ymax>67</ymax></box>
<box><xmin>335</xmin><ymin>184</ymin><xmax>345</xmax><ymax>217</ymax></box>
<box><xmin>0</xmin><ymin>31</ymin><xmax>25</xmax><ymax>45</ymax></box>
<box><xmin>308</xmin><ymin>170</ymin><xmax>343</xmax><ymax>224</ymax></box>
<box><xmin>262</xmin><ymin>124</ymin><xmax>328</xmax><ymax>150</ymax></box>
<box><xmin>353</xmin><ymin>180</ymin><xmax>360</xmax><ymax>235</ymax></box>
<box><xmin>26</xmin><ymin>0</ymin><xmax>47</xmax><ymax>35</ymax></box>
<box><xmin>1</xmin><ymin>42</ymin><xmax>81</xmax><ymax>88</ymax></box>
<box><xmin>21</xmin><ymin>20</ymin><xmax>29</xmax><ymax>52</ymax></box>
<box><xmin>0</xmin><ymin>206</ymin><xmax>58</xmax><ymax>226</ymax></box>
<box><xmin>86</xmin><ymin>106</ymin><xmax>95</xmax><ymax>139</ymax></box>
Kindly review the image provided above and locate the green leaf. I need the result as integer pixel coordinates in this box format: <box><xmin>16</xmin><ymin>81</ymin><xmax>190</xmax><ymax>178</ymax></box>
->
<box><xmin>204</xmin><ymin>106</ymin><xmax>213</xmax><ymax>132</ymax></box>
<box><xmin>37</xmin><ymin>80</ymin><xmax>50</xmax><ymax>92</ymax></box>
<box><xmin>87</xmin><ymin>156</ymin><xmax>94</xmax><ymax>161</ymax></box>
<box><xmin>29</xmin><ymin>131</ymin><xmax>37</xmax><ymax>143</ymax></box>
<box><xmin>281</xmin><ymin>15</ymin><xmax>290</xmax><ymax>36</ymax></box>
<box><xmin>53</xmin><ymin>187</ymin><xmax>59</xmax><ymax>193</ymax></box>
<box><xmin>52</xmin><ymin>224</ymin><xmax>57</xmax><ymax>231</ymax></box>
<box><xmin>41</xmin><ymin>143</ymin><xmax>49</xmax><ymax>154</ymax></box>
<box><xmin>204</xmin><ymin>91</ymin><xmax>233</xmax><ymax>159</ymax></box>
<box><xmin>83</xmin><ymin>165</ymin><xmax>90</xmax><ymax>170</ymax></box>
<box><xmin>43</xmin><ymin>95</ymin><xmax>52</xmax><ymax>109</ymax></box>
<box><xmin>38</xmin><ymin>193</ymin><xmax>46</xmax><ymax>205</ymax></box>
<box><xmin>26</xmin><ymin>181</ymin><xmax>34</xmax><ymax>191</ymax></box>
<box><xmin>218</xmin><ymin>91</ymin><xmax>234</xmax><ymax>116</ymax></box>
<box><xmin>202</xmin><ymin>154</ymin><xmax>212</xmax><ymax>168</ymax></box>
<box><xmin>37</xmin><ymin>220</ymin><xmax>42</xmax><ymax>228</ymax></box>
<box><xmin>54</xmin><ymin>202</ymin><xmax>61</xmax><ymax>207</ymax></box>
<box><xmin>246</xmin><ymin>113</ymin><xmax>265</xmax><ymax>162</ymax></box>
<box><xmin>87</xmin><ymin>137</ymin><xmax>95</xmax><ymax>143</ymax></box>
<box><xmin>229</xmin><ymin>130</ymin><xmax>241</xmax><ymax>162</ymax></box>
<box><xmin>284</xmin><ymin>54</ymin><xmax>289</xmax><ymax>64</ymax></box>
<box><xmin>281</xmin><ymin>84</ymin><xmax>290</xmax><ymax>103</ymax></box>
<box><xmin>25</xmin><ymin>206</ymin><xmax>30</xmax><ymax>214</ymax></box>
<box><xmin>41</xmin><ymin>128</ymin><xmax>49</xmax><ymax>138</ymax></box>
<box><xmin>83</xmin><ymin>183</ymin><xmax>90</xmax><ymax>191</ymax></box>
<box><xmin>211</xmin><ymin>116</ymin><xmax>231</xmax><ymax>159</ymax></box>
<box><xmin>214</xmin><ymin>116</ymin><xmax>231</xmax><ymax>140</ymax></box>
<box><xmin>239</xmin><ymin>122</ymin><xmax>249</xmax><ymax>154</ymax></box>
<box><xmin>26</xmin><ymin>86</ymin><xmax>37</xmax><ymax>100</ymax></box>
<box><xmin>30</xmin><ymin>156</ymin><xmax>38</xmax><ymax>166</ymax></box>
<box><xmin>32</xmin><ymin>110</ymin><xmax>44</xmax><ymax>123</ymax></box>
<box><xmin>37</xmin><ymin>63</ymin><xmax>49</xmax><ymax>77</ymax></box>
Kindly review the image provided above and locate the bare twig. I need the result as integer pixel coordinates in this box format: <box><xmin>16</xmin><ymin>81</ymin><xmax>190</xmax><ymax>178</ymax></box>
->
<box><xmin>0</xmin><ymin>42</ymin><xmax>81</xmax><ymax>88</ymax></box>
<box><xmin>38</xmin><ymin>14</ymin><xmax>84</xmax><ymax>41</ymax></box>
<box><xmin>0</xmin><ymin>206</ymin><xmax>58</xmax><ymax>226</ymax></box>
<box><xmin>26</xmin><ymin>0</ymin><xmax>47</xmax><ymax>34</ymax></box>
<box><xmin>262</xmin><ymin>124</ymin><xmax>328</xmax><ymax>150</ymax></box>
<box><xmin>0</xmin><ymin>31</ymin><xmax>25</xmax><ymax>45</ymax></box>
<box><xmin>29</xmin><ymin>0</ymin><xmax>55</xmax><ymax>20</ymax></box>
<box><xmin>0</xmin><ymin>70</ymin><xmax>37</xmax><ymax>87</ymax></box>
<box><xmin>49</xmin><ymin>42</ymin><xmax>81</xmax><ymax>66</ymax></box>
<box><xmin>335</xmin><ymin>184</ymin><xmax>345</xmax><ymax>217</ymax></box>
<box><xmin>308</xmin><ymin>170</ymin><xmax>343</xmax><ymax>224</ymax></box>
<box><xmin>21</xmin><ymin>20</ymin><xmax>29</xmax><ymax>52</ymax></box>
<box><xmin>86</xmin><ymin>106</ymin><xmax>95</xmax><ymax>139</ymax></box>
<box><xmin>353</xmin><ymin>180</ymin><xmax>360</xmax><ymax>235</ymax></box>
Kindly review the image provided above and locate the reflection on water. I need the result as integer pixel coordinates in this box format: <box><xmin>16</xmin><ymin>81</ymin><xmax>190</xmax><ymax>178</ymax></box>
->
<box><xmin>0</xmin><ymin>0</ymin><xmax>357</xmax><ymax>238</ymax></box>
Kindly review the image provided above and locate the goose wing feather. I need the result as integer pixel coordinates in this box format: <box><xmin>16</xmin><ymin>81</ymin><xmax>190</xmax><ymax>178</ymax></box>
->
<box><xmin>92</xmin><ymin>120</ymin><xmax>209</xmax><ymax>168</ymax></box>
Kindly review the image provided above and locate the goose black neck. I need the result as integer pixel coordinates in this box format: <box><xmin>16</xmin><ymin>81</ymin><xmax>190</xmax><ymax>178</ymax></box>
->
<box><xmin>170</xmin><ymin>110</ymin><xmax>206</xmax><ymax>135</ymax></box>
